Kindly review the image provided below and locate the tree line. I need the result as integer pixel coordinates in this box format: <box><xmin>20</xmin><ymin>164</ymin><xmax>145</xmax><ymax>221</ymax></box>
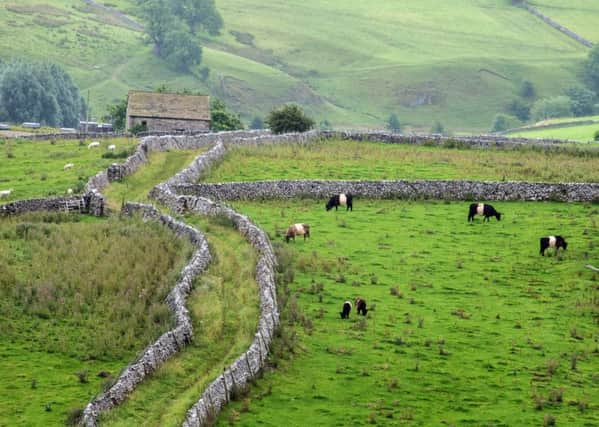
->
<box><xmin>0</xmin><ymin>60</ymin><xmax>85</xmax><ymax>127</ymax></box>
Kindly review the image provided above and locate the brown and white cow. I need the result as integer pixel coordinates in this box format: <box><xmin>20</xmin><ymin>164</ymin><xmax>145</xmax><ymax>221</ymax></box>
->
<box><xmin>285</xmin><ymin>223</ymin><xmax>310</xmax><ymax>243</ymax></box>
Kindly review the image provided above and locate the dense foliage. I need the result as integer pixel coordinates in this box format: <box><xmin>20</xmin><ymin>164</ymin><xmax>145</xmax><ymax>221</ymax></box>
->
<box><xmin>266</xmin><ymin>104</ymin><xmax>315</xmax><ymax>134</ymax></box>
<box><xmin>137</xmin><ymin>0</ymin><xmax>221</xmax><ymax>71</ymax></box>
<box><xmin>210</xmin><ymin>98</ymin><xmax>244</xmax><ymax>131</ymax></box>
<box><xmin>103</xmin><ymin>98</ymin><xmax>127</xmax><ymax>131</ymax></box>
<box><xmin>0</xmin><ymin>60</ymin><xmax>85</xmax><ymax>127</ymax></box>
<box><xmin>491</xmin><ymin>113</ymin><xmax>520</xmax><ymax>132</ymax></box>
<box><xmin>565</xmin><ymin>86</ymin><xmax>596</xmax><ymax>117</ymax></box>
<box><xmin>530</xmin><ymin>96</ymin><xmax>572</xmax><ymax>121</ymax></box>
<box><xmin>585</xmin><ymin>45</ymin><xmax>599</xmax><ymax>93</ymax></box>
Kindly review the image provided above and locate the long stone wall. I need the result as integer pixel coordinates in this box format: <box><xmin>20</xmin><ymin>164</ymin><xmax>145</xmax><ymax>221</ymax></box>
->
<box><xmin>520</xmin><ymin>1</ymin><xmax>594</xmax><ymax>48</ymax></box>
<box><xmin>173</xmin><ymin>180</ymin><xmax>599</xmax><ymax>203</ymax></box>
<box><xmin>148</xmin><ymin>143</ymin><xmax>280</xmax><ymax>427</ymax></box>
<box><xmin>81</xmin><ymin>203</ymin><xmax>212</xmax><ymax>427</ymax></box>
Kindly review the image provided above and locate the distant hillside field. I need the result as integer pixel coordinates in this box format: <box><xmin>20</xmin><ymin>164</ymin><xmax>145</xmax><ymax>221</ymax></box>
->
<box><xmin>0</xmin><ymin>0</ymin><xmax>597</xmax><ymax>131</ymax></box>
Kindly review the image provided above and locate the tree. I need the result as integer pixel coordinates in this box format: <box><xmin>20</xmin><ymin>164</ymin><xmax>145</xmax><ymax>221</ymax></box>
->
<box><xmin>172</xmin><ymin>0</ymin><xmax>223</xmax><ymax>35</ymax></box>
<box><xmin>565</xmin><ymin>86</ymin><xmax>596</xmax><ymax>117</ymax></box>
<box><xmin>210</xmin><ymin>98</ymin><xmax>243</xmax><ymax>131</ymax></box>
<box><xmin>250</xmin><ymin>116</ymin><xmax>263</xmax><ymax>129</ymax></box>
<box><xmin>530</xmin><ymin>96</ymin><xmax>572</xmax><ymax>121</ymax></box>
<box><xmin>103</xmin><ymin>97</ymin><xmax>128</xmax><ymax>131</ymax></box>
<box><xmin>594</xmin><ymin>129</ymin><xmax>599</xmax><ymax>141</ymax></box>
<box><xmin>431</xmin><ymin>120</ymin><xmax>444</xmax><ymax>135</ymax></box>
<box><xmin>162</xmin><ymin>29</ymin><xmax>202</xmax><ymax>72</ymax></box>
<box><xmin>491</xmin><ymin>113</ymin><xmax>519</xmax><ymax>132</ymax></box>
<box><xmin>506</xmin><ymin>98</ymin><xmax>530</xmax><ymax>122</ymax></box>
<box><xmin>585</xmin><ymin>45</ymin><xmax>599</xmax><ymax>93</ymax></box>
<box><xmin>265</xmin><ymin>104</ymin><xmax>314</xmax><ymax>134</ymax></box>
<box><xmin>387</xmin><ymin>113</ymin><xmax>401</xmax><ymax>133</ymax></box>
<box><xmin>0</xmin><ymin>60</ymin><xmax>84</xmax><ymax>127</ymax></box>
<box><xmin>139</xmin><ymin>0</ymin><xmax>175</xmax><ymax>52</ymax></box>
<box><xmin>519</xmin><ymin>80</ymin><xmax>535</xmax><ymax>98</ymax></box>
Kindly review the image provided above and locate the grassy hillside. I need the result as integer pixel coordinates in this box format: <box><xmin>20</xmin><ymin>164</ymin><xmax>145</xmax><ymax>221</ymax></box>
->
<box><xmin>0</xmin><ymin>0</ymin><xmax>596</xmax><ymax>131</ymax></box>
<box><xmin>217</xmin><ymin>199</ymin><xmax>598</xmax><ymax>426</ymax></box>
<box><xmin>509</xmin><ymin>123</ymin><xmax>599</xmax><ymax>142</ymax></box>
<box><xmin>532</xmin><ymin>0</ymin><xmax>599</xmax><ymax>41</ymax></box>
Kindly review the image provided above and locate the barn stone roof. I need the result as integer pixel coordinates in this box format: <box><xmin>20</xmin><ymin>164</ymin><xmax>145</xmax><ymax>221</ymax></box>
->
<box><xmin>127</xmin><ymin>91</ymin><xmax>210</xmax><ymax>121</ymax></box>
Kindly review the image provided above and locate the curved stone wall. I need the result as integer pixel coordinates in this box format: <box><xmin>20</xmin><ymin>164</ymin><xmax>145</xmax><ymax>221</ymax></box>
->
<box><xmin>173</xmin><ymin>180</ymin><xmax>599</xmax><ymax>203</ymax></box>
<box><xmin>81</xmin><ymin>203</ymin><xmax>212</xmax><ymax>427</ymax></box>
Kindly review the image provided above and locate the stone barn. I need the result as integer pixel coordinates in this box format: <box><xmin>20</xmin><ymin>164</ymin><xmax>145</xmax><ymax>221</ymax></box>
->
<box><xmin>126</xmin><ymin>91</ymin><xmax>211</xmax><ymax>133</ymax></box>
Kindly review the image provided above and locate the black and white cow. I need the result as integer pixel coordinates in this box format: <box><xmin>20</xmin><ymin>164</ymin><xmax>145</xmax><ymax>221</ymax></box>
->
<box><xmin>326</xmin><ymin>193</ymin><xmax>353</xmax><ymax>211</ymax></box>
<box><xmin>285</xmin><ymin>223</ymin><xmax>310</xmax><ymax>243</ymax></box>
<box><xmin>355</xmin><ymin>297</ymin><xmax>368</xmax><ymax>316</ymax></box>
<box><xmin>540</xmin><ymin>235</ymin><xmax>567</xmax><ymax>256</ymax></box>
<box><xmin>340</xmin><ymin>300</ymin><xmax>352</xmax><ymax>319</ymax></box>
<box><xmin>468</xmin><ymin>203</ymin><xmax>501</xmax><ymax>222</ymax></box>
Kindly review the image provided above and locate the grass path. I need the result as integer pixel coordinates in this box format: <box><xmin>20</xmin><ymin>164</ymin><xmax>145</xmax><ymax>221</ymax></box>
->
<box><xmin>101</xmin><ymin>215</ymin><xmax>260</xmax><ymax>427</ymax></box>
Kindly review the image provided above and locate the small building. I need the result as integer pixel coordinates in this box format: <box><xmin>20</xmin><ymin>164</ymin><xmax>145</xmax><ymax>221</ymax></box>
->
<box><xmin>79</xmin><ymin>121</ymin><xmax>99</xmax><ymax>132</ymax></box>
<box><xmin>126</xmin><ymin>90</ymin><xmax>210</xmax><ymax>133</ymax></box>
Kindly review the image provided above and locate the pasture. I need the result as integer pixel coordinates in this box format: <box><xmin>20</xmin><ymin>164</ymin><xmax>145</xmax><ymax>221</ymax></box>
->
<box><xmin>508</xmin><ymin>123</ymin><xmax>599</xmax><ymax>143</ymax></box>
<box><xmin>1</xmin><ymin>0</ymin><xmax>597</xmax><ymax>130</ymax></box>
<box><xmin>0</xmin><ymin>137</ymin><xmax>138</xmax><ymax>202</ymax></box>
<box><xmin>0</xmin><ymin>212</ymin><xmax>193</xmax><ymax>426</ymax></box>
<box><xmin>216</xmin><ymin>199</ymin><xmax>598</xmax><ymax>426</ymax></box>
<box><xmin>203</xmin><ymin>139</ymin><xmax>599</xmax><ymax>183</ymax></box>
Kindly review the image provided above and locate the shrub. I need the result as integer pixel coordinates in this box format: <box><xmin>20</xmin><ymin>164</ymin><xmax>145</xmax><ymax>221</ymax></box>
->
<box><xmin>266</xmin><ymin>104</ymin><xmax>314</xmax><ymax>134</ymax></box>
<box><xmin>594</xmin><ymin>129</ymin><xmax>599</xmax><ymax>141</ymax></box>
<box><xmin>491</xmin><ymin>113</ymin><xmax>520</xmax><ymax>132</ymax></box>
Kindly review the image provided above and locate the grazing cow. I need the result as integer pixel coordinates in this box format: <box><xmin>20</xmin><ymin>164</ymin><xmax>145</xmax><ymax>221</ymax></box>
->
<box><xmin>285</xmin><ymin>223</ymin><xmax>310</xmax><ymax>243</ymax></box>
<box><xmin>540</xmin><ymin>235</ymin><xmax>567</xmax><ymax>256</ymax></box>
<box><xmin>88</xmin><ymin>141</ymin><xmax>100</xmax><ymax>149</ymax></box>
<box><xmin>468</xmin><ymin>203</ymin><xmax>501</xmax><ymax>222</ymax></box>
<box><xmin>340</xmin><ymin>300</ymin><xmax>352</xmax><ymax>319</ymax></box>
<box><xmin>326</xmin><ymin>193</ymin><xmax>353</xmax><ymax>211</ymax></box>
<box><xmin>355</xmin><ymin>297</ymin><xmax>368</xmax><ymax>316</ymax></box>
<box><xmin>107</xmin><ymin>144</ymin><xmax>116</xmax><ymax>151</ymax></box>
<box><xmin>63</xmin><ymin>163</ymin><xmax>74</xmax><ymax>170</ymax></box>
<box><xmin>0</xmin><ymin>189</ymin><xmax>13</xmax><ymax>199</ymax></box>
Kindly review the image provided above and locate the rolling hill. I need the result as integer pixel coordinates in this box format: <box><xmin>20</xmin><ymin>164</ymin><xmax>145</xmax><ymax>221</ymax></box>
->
<box><xmin>0</xmin><ymin>0</ymin><xmax>597</xmax><ymax>131</ymax></box>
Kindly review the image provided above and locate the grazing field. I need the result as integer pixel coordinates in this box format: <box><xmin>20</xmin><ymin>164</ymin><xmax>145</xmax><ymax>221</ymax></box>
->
<box><xmin>101</xmin><ymin>214</ymin><xmax>259</xmax><ymax>427</ymax></box>
<box><xmin>0</xmin><ymin>137</ymin><xmax>138</xmax><ymax>202</ymax></box>
<box><xmin>508</xmin><ymin>124</ymin><xmax>599</xmax><ymax>143</ymax></box>
<box><xmin>216</xmin><ymin>199</ymin><xmax>598</xmax><ymax>426</ymax></box>
<box><xmin>533</xmin><ymin>0</ymin><xmax>599</xmax><ymax>42</ymax></box>
<box><xmin>203</xmin><ymin>139</ymin><xmax>599</xmax><ymax>183</ymax></box>
<box><xmin>0</xmin><ymin>213</ymin><xmax>193</xmax><ymax>426</ymax></box>
<box><xmin>102</xmin><ymin>147</ymin><xmax>207</xmax><ymax>210</ymax></box>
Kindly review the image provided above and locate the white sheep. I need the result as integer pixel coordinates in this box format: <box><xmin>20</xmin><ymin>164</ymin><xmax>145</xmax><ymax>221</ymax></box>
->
<box><xmin>63</xmin><ymin>163</ymin><xmax>74</xmax><ymax>170</ymax></box>
<box><xmin>107</xmin><ymin>144</ymin><xmax>116</xmax><ymax>151</ymax></box>
<box><xmin>88</xmin><ymin>141</ymin><xmax>100</xmax><ymax>149</ymax></box>
<box><xmin>0</xmin><ymin>189</ymin><xmax>13</xmax><ymax>199</ymax></box>
<box><xmin>67</xmin><ymin>188</ymin><xmax>74</xmax><ymax>195</ymax></box>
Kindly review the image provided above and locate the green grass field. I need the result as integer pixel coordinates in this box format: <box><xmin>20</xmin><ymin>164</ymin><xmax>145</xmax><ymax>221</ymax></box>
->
<box><xmin>509</xmin><ymin>123</ymin><xmax>599</xmax><ymax>142</ymax></box>
<box><xmin>1</xmin><ymin>0</ymin><xmax>597</xmax><ymax>130</ymax></box>
<box><xmin>204</xmin><ymin>139</ymin><xmax>599</xmax><ymax>183</ymax></box>
<box><xmin>0</xmin><ymin>137</ymin><xmax>138</xmax><ymax>202</ymax></box>
<box><xmin>0</xmin><ymin>213</ymin><xmax>193</xmax><ymax>426</ymax></box>
<box><xmin>215</xmin><ymin>199</ymin><xmax>598</xmax><ymax>426</ymax></box>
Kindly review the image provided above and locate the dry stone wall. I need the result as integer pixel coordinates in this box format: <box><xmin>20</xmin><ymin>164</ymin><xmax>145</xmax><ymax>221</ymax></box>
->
<box><xmin>520</xmin><ymin>1</ymin><xmax>594</xmax><ymax>48</ymax></box>
<box><xmin>81</xmin><ymin>203</ymin><xmax>212</xmax><ymax>427</ymax></box>
<box><xmin>148</xmin><ymin>144</ymin><xmax>280</xmax><ymax>427</ymax></box>
<box><xmin>173</xmin><ymin>180</ymin><xmax>599</xmax><ymax>203</ymax></box>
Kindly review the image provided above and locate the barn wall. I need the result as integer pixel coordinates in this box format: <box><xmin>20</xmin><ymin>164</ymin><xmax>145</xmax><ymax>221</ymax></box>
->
<box><xmin>128</xmin><ymin>116</ymin><xmax>210</xmax><ymax>133</ymax></box>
